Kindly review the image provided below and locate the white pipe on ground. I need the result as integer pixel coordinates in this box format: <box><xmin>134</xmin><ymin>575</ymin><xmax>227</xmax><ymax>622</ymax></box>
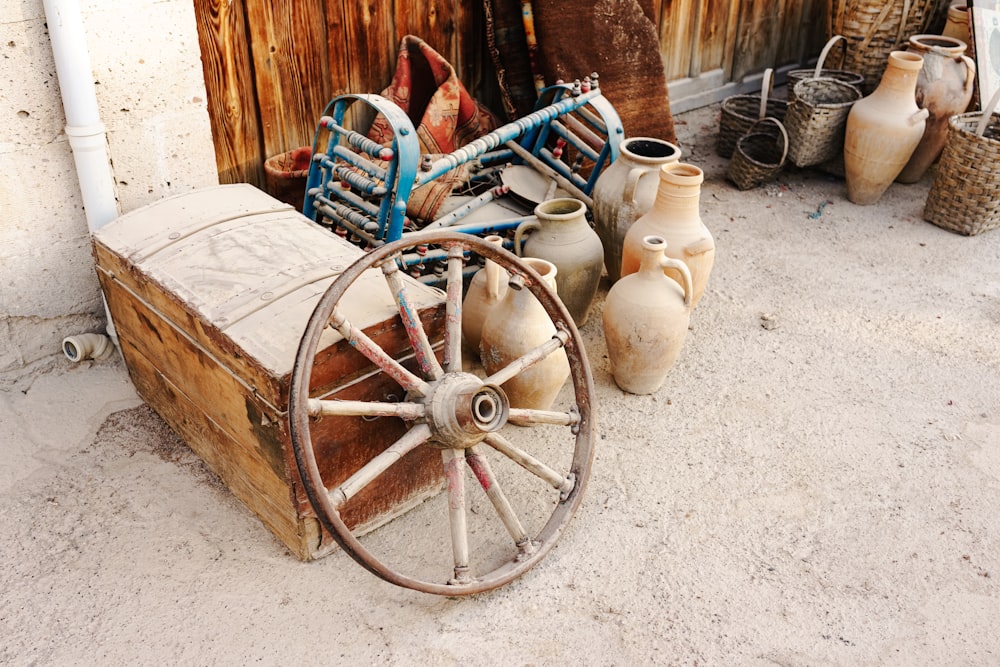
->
<box><xmin>43</xmin><ymin>0</ymin><xmax>122</xmax><ymax>354</ymax></box>
<box><xmin>62</xmin><ymin>333</ymin><xmax>114</xmax><ymax>363</ymax></box>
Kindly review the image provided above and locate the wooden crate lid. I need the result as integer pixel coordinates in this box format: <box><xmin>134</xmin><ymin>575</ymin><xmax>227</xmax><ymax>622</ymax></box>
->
<box><xmin>94</xmin><ymin>184</ymin><xmax>444</xmax><ymax>380</ymax></box>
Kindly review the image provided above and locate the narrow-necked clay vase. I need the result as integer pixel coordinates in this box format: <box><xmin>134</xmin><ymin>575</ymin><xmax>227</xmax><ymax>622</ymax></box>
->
<box><xmin>591</xmin><ymin>137</ymin><xmax>681</xmax><ymax>283</ymax></box>
<box><xmin>514</xmin><ymin>198</ymin><xmax>604</xmax><ymax>326</ymax></box>
<box><xmin>480</xmin><ymin>258</ymin><xmax>570</xmax><ymax>410</ymax></box>
<box><xmin>604</xmin><ymin>235</ymin><xmax>692</xmax><ymax>395</ymax></box>
<box><xmin>620</xmin><ymin>163</ymin><xmax>714</xmax><ymax>309</ymax></box>
<box><xmin>843</xmin><ymin>51</ymin><xmax>930</xmax><ymax>205</ymax></box>
<box><xmin>896</xmin><ymin>35</ymin><xmax>976</xmax><ymax>184</ymax></box>
<box><xmin>462</xmin><ymin>234</ymin><xmax>507</xmax><ymax>354</ymax></box>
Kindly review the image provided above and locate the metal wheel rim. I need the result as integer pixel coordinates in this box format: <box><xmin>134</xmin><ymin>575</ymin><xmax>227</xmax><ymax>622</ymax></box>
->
<box><xmin>289</xmin><ymin>231</ymin><xmax>596</xmax><ymax>595</ymax></box>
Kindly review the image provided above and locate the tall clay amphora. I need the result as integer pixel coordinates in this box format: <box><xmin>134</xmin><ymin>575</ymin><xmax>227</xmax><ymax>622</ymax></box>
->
<box><xmin>462</xmin><ymin>234</ymin><xmax>508</xmax><ymax>354</ymax></box>
<box><xmin>591</xmin><ymin>137</ymin><xmax>680</xmax><ymax>283</ymax></box>
<box><xmin>620</xmin><ymin>163</ymin><xmax>714</xmax><ymax>309</ymax></box>
<box><xmin>896</xmin><ymin>35</ymin><xmax>976</xmax><ymax>183</ymax></box>
<box><xmin>843</xmin><ymin>51</ymin><xmax>930</xmax><ymax>204</ymax></box>
<box><xmin>480</xmin><ymin>258</ymin><xmax>570</xmax><ymax>410</ymax></box>
<box><xmin>604</xmin><ymin>235</ymin><xmax>693</xmax><ymax>395</ymax></box>
<box><xmin>514</xmin><ymin>198</ymin><xmax>604</xmax><ymax>326</ymax></box>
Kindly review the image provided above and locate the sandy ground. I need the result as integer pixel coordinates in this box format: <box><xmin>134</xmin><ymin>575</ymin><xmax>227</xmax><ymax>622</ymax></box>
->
<box><xmin>2</xmin><ymin>104</ymin><xmax>1000</xmax><ymax>666</ymax></box>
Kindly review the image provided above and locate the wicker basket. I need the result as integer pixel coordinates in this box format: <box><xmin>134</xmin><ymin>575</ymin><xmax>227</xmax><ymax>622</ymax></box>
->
<box><xmin>786</xmin><ymin>36</ymin><xmax>865</xmax><ymax>105</ymax></box>
<box><xmin>717</xmin><ymin>68</ymin><xmax>788</xmax><ymax>159</ymax></box>
<box><xmin>830</xmin><ymin>0</ymin><xmax>938</xmax><ymax>93</ymax></box>
<box><xmin>728</xmin><ymin>118</ymin><xmax>789</xmax><ymax>191</ymax></box>
<box><xmin>923</xmin><ymin>88</ymin><xmax>1000</xmax><ymax>236</ymax></box>
<box><xmin>786</xmin><ymin>78</ymin><xmax>862</xmax><ymax>168</ymax></box>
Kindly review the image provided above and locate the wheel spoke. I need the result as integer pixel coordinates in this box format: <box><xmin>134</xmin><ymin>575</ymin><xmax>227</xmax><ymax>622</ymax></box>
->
<box><xmin>443</xmin><ymin>244</ymin><xmax>465</xmax><ymax>373</ymax></box>
<box><xmin>466</xmin><ymin>445</ymin><xmax>533</xmax><ymax>553</ymax></box>
<box><xmin>307</xmin><ymin>398</ymin><xmax>424</xmax><ymax>420</ymax></box>
<box><xmin>442</xmin><ymin>448</ymin><xmax>473</xmax><ymax>585</ymax></box>
<box><xmin>329</xmin><ymin>423</ymin><xmax>432</xmax><ymax>509</ymax></box>
<box><xmin>482</xmin><ymin>330</ymin><xmax>570</xmax><ymax>387</ymax></box>
<box><xmin>483</xmin><ymin>432</ymin><xmax>576</xmax><ymax>497</ymax></box>
<box><xmin>381</xmin><ymin>257</ymin><xmax>444</xmax><ymax>380</ymax></box>
<box><xmin>329</xmin><ymin>310</ymin><xmax>431</xmax><ymax>397</ymax></box>
<box><xmin>507</xmin><ymin>407</ymin><xmax>580</xmax><ymax>428</ymax></box>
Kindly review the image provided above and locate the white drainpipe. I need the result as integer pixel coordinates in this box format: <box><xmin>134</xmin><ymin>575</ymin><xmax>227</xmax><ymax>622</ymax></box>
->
<box><xmin>43</xmin><ymin>0</ymin><xmax>120</xmax><ymax>230</ymax></box>
<box><xmin>43</xmin><ymin>0</ymin><xmax>122</xmax><ymax>359</ymax></box>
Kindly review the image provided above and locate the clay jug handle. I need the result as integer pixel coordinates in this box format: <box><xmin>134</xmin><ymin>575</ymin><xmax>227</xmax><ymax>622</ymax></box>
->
<box><xmin>814</xmin><ymin>35</ymin><xmax>847</xmax><ymax>78</ymax></box>
<box><xmin>513</xmin><ymin>218</ymin><xmax>540</xmax><ymax>257</ymax></box>
<box><xmin>622</xmin><ymin>167</ymin><xmax>647</xmax><ymax>205</ymax></box>
<box><xmin>660</xmin><ymin>256</ymin><xmax>694</xmax><ymax>308</ymax></box>
<box><xmin>959</xmin><ymin>55</ymin><xmax>977</xmax><ymax>97</ymax></box>
<box><xmin>909</xmin><ymin>108</ymin><xmax>930</xmax><ymax>125</ymax></box>
<box><xmin>684</xmin><ymin>237</ymin><xmax>714</xmax><ymax>258</ymax></box>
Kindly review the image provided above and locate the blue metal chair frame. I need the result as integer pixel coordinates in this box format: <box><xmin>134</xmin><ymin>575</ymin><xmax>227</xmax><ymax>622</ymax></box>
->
<box><xmin>302</xmin><ymin>78</ymin><xmax>624</xmax><ymax>278</ymax></box>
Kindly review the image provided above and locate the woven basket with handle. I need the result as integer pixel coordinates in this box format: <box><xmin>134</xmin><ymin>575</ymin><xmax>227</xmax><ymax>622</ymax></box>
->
<box><xmin>923</xmin><ymin>88</ymin><xmax>1000</xmax><ymax>236</ymax></box>
<box><xmin>786</xmin><ymin>36</ymin><xmax>865</xmax><ymax>105</ymax></box>
<box><xmin>786</xmin><ymin>77</ymin><xmax>862</xmax><ymax>168</ymax></box>
<box><xmin>717</xmin><ymin>68</ymin><xmax>788</xmax><ymax>159</ymax></box>
<box><xmin>728</xmin><ymin>117</ymin><xmax>789</xmax><ymax>191</ymax></box>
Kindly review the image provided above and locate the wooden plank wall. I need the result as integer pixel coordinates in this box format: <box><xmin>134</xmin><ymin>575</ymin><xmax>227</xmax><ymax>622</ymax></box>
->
<box><xmin>654</xmin><ymin>0</ymin><xmax>827</xmax><ymax>83</ymax></box>
<box><xmin>194</xmin><ymin>0</ymin><xmax>488</xmax><ymax>189</ymax></box>
<box><xmin>193</xmin><ymin>0</ymin><xmax>265</xmax><ymax>187</ymax></box>
<box><xmin>194</xmin><ymin>0</ymin><xmax>828</xmax><ymax>188</ymax></box>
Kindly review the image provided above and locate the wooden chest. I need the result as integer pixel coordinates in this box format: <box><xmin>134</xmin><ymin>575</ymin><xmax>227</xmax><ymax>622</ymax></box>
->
<box><xmin>93</xmin><ymin>184</ymin><xmax>446</xmax><ymax>559</ymax></box>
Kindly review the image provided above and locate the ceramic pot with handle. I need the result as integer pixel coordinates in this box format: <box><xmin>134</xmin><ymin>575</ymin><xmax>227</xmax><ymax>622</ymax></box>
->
<box><xmin>604</xmin><ymin>235</ymin><xmax>693</xmax><ymax>394</ymax></box>
<box><xmin>591</xmin><ymin>137</ymin><xmax>680</xmax><ymax>283</ymax></box>
<box><xmin>843</xmin><ymin>51</ymin><xmax>930</xmax><ymax>204</ymax></box>
<box><xmin>620</xmin><ymin>163</ymin><xmax>714</xmax><ymax>309</ymax></box>
<box><xmin>514</xmin><ymin>198</ymin><xmax>604</xmax><ymax>326</ymax></box>
<box><xmin>896</xmin><ymin>34</ymin><xmax>976</xmax><ymax>183</ymax></box>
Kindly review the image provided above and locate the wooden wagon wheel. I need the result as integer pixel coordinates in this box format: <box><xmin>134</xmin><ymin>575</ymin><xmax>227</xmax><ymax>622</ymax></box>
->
<box><xmin>289</xmin><ymin>231</ymin><xmax>596</xmax><ymax>595</ymax></box>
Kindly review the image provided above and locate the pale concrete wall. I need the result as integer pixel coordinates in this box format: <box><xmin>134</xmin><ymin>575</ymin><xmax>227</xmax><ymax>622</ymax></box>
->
<box><xmin>0</xmin><ymin>0</ymin><xmax>218</xmax><ymax>377</ymax></box>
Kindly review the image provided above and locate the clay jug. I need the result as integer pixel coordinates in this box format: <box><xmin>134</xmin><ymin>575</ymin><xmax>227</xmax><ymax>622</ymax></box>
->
<box><xmin>514</xmin><ymin>198</ymin><xmax>604</xmax><ymax>326</ymax></box>
<box><xmin>620</xmin><ymin>163</ymin><xmax>714</xmax><ymax>309</ymax></box>
<box><xmin>941</xmin><ymin>5</ymin><xmax>971</xmax><ymax>50</ymax></box>
<box><xmin>462</xmin><ymin>234</ymin><xmax>507</xmax><ymax>354</ymax></box>
<box><xmin>591</xmin><ymin>137</ymin><xmax>680</xmax><ymax>283</ymax></box>
<box><xmin>604</xmin><ymin>235</ymin><xmax>692</xmax><ymax>395</ymax></box>
<box><xmin>843</xmin><ymin>51</ymin><xmax>930</xmax><ymax>205</ymax></box>
<box><xmin>479</xmin><ymin>258</ymin><xmax>570</xmax><ymax>410</ymax></box>
<box><xmin>896</xmin><ymin>35</ymin><xmax>976</xmax><ymax>184</ymax></box>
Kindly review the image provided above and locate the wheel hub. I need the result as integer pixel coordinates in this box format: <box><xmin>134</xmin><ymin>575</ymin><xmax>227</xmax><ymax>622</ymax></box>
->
<box><xmin>422</xmin><ymin>372</ymin><xmax>509</xmax><ymax>449</ymax></box>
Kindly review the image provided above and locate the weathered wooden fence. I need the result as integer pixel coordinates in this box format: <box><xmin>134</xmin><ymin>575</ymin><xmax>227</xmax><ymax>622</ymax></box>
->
<box><xmin>657</xmin><ymin>0</ymin><xmax>828</xmax><ymax>108</ymax></box>
<box><xmin>194</xmin><ymin>0</ymin><xmax>828</xmax><ymax>190</ymax></box>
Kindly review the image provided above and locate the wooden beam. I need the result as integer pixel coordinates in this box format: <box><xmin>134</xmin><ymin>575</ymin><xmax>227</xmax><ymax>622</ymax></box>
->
<box><xmin>394</xmin><ymin>0</ymin><xmax>462</xmax><ymax>70</ymax></box>
<box><xmin>659</xmin><ymin>0</ymin><xmax>697</xmax><ymax>80</ymax></box>
<box><xmin>245</xmin><ymin>0</ymin><xmax>332</xmax><ymax>159</ymax></box>
<box><xmin>732</xmin><ymin>0</ymin><xmax>789</xmax><ymax>81</ymax></box>
<box><xmin>342</xmin><ymin>1</ymin><xmax>398</xmax><ymax>95</ymax></box>
<box><xmin>192</xmin><ymin>0</ymin><xmax>265</xmax><ymax>187</ymax></box>
<box><xmin>721</xmin><ymin>0</ymin><xmax>743</xmax><ymax>80</ymax></box>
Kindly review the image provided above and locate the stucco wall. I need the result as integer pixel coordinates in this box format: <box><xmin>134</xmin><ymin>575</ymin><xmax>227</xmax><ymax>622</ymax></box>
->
<box><xmin>0</xmin><ymin>0</ymin><xmax>218</xmax><ymax>377</ymax></box>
